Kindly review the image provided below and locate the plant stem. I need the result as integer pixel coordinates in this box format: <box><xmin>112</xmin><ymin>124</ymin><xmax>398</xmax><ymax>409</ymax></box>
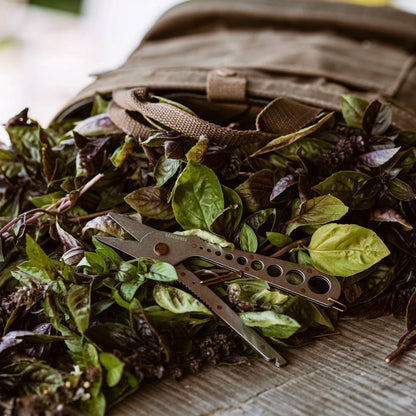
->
<box><xmin>270</xmin><ymin>237</ymin><xmax>311</xmax><ymax>258</ymax></box>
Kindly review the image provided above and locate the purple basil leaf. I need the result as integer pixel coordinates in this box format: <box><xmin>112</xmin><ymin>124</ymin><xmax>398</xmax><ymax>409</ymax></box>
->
<box><xmin>363</xmin><ymin>100</ymin><xmax>392</xmax><ymax>136</ymax></box>
<box><xmin>270</xmin><ymin>174</ymin><xmax>298</xmax><ymax>201</ymax></box>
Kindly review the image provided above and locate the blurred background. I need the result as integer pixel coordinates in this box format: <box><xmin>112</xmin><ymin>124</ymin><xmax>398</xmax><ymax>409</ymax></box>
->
<box><xmin>0</xmin><ymin>0</ymin><xmax>415</xmax><ymax>143</ymax></box>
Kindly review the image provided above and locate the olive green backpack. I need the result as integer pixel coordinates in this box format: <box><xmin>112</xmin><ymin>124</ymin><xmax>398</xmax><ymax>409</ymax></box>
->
<box><xmin>55</xmin><ymin>0</ymin><xmax>416</xmax><ymax>147</ymax></box>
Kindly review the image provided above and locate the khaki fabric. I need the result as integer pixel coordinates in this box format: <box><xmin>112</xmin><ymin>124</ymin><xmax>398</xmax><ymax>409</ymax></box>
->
<box><xmin>55</xmin><ymin>0</ymin><xmax>416</xmax><ymax>141</ymax></box>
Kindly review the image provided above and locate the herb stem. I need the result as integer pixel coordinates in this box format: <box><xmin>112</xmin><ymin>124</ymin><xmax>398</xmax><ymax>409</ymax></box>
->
<box><xmin>0</xmin><ymin>174</ymin><xmax>104</xmax><ymax>236</ymax></box>
<box><xmin>66</xmin><ymin>209</ymin><xmax>115</xmax><ymax>223</ymax></box>
<box><xmin>270</xmin><ymin>237</ymin><xmax>311</xmax><ymax>258</ymax></box>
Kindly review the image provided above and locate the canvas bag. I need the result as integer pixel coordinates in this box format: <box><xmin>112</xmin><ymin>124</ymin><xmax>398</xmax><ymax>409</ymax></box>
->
<box><xmin>55</xmin><ymin>0</ymin><xmax>416</xmax><ymax>147</ymax></box>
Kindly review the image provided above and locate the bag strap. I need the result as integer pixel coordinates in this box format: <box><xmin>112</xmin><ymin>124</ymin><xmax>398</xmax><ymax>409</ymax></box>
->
<box><xmin>110</xmin><ymin>88</ymin><xmax>322</xmax><ymax>146</ymax></box>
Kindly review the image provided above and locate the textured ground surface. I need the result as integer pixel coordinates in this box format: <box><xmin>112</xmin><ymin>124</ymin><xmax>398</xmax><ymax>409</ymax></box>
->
<box><xmin>111</xmin><ymin>316</ymin><xmax>415</xmax><ymax>416</ymax></box>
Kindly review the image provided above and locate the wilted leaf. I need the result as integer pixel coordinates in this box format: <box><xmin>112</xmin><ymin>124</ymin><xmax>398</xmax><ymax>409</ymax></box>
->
<box><xmin>185</xmin><ymin>136</ymin><xmax>209</xmax><ymax>163</ymax></box>
<box><xmin>308</xmin><ymin>223</ymin><xmax>390</xmax><ymax>276</ymax></box>
<box><xmin>175</xmin><ymin>229</ymin><xmax>234</xmax><ymax>248</ymax></box>
<box><xmin>83</xmin><ymin>214</ymin><xmax>140</xmax><ymax>237</ymax></box>
<box><xmin>111</xmin><ymin>136</ymin><xmax>136</xmax><ymax>167</ymax></box>
<box><xmin>251</xmin><ymin>112</ymin><xmax>333</xmax><ymax>157</ymax></box>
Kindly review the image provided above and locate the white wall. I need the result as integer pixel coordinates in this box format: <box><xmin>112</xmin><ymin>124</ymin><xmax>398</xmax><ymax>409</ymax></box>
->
<box><xmin>0</xmin><ymin>0</ymin><xmax>183</xmax><ymax>141</ymax></box>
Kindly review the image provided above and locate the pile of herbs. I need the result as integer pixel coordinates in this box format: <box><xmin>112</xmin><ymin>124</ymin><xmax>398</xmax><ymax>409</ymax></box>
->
<box><xmin>0</xmin><ymin>94</ymin><xmax>415</xmax><ymax>415</ymax></box>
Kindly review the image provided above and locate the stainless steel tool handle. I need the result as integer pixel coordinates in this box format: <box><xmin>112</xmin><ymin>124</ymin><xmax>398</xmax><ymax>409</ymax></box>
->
<box><xmin>175</xmin><ymin>264</ymin><xmax>287</xmax><ymax>367</ymax></box>
<box><xmin>176</xmin><ymin>239</ymin><xmax>344</xmax><ymax>310</ymax></box>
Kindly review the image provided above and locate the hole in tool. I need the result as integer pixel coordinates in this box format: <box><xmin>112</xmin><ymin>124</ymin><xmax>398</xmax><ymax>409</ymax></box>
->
<box><xmin>225</xmin><ymin>253</ymin><xmax>234</xmax><ymax>260</ymax></box>
<box><xmin>251</xmin><ymin>260</ymin><xmax>264</xmax><ymax>271</ymax></box>
<box><xmin>308</xmin><ymin>276</ymin><xmax>330</xmax><ymax>294</ymax></box>
<box><xmin>286</xmin><ymin>270</ymin><xmax>304</xmax><ymax>285</ymax></box>
<box><xmin>215</xmin><ymin>251</ymin><xmax>221</xmax><ymax>256</ymax></box>
<box><xmin>237</xmin><ymin>257</ymin><xmax>248</xmax><ymax>265</ymax></box>
<box><xmin>267</xmin><ymin>265</ymin><xmax>283</xmax><ymax>277</ymax></box>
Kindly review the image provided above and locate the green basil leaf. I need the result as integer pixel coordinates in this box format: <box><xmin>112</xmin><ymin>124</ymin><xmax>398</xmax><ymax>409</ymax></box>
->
<box><xmin>93</xmin><ymin>237</ymin><xmax>123</xmax><ymax>267</ymax></box>
<box><xmin>312</xmin><ymin>170</ymin><xmax>373</xmax><ymax>209</ymax></box>
<box><xmin>276</xmin><ymin>137</ymin><xmax>332</xmax><ymax>162</ymax></box>
<box><xmin>154</xmin><ymin>155</ymin><xmax>181</xmax><ymax>187</ymax></box>
<box><xmin>83</xmin><ymin>343</ymin><xmax>103</xmax><ymax>399</ymax></box>
<box><xmin>286</xmin><ymin>194</ymin><xmax>348</xmax><ymax>235</ymax></box>
<box><xmin>236</xmin><ymin>169</ymin><xmax>275</xmax><ymax>212</ymax></box>
<box><xmin>120</xmin><ymin>277</ymin><xmax>146</xmax><ymax>302</ymax></box>
<box><xmin>251</xmin><ymin>112</ymin><xmax>333</xmax><ymax>156</ymax></box>
<box><xmin>239</xmin><ymin>223</ymin><xmax>258</xmax><ymax>253</ymax></box>
<box><xmin>153</xmin><ymin>284</ymin><xmax>213</xmax><ymax>315</ymax></box>
<box><xmin>266</xmin><ymin>232</ymin><xmax>292</xmax><ymax>247</ymax></box>
<box><xmin>308</xmin><ymin>223</ymin><xmax>390</xmax><ymax>276</ymax></box>
<box><xmin>99</xmin><ymin>352</ymin><xmax>125</xmax><ymax>387</ymax></box>
<box><xmin>239</xmin><ymin>311</ymin><xmax>301</xmax><ymax>339</ymax></box>
<box><xmin>250</xmin><ymin>289</ymin><xmax>289</xmax><ymax>307</ymax></box>
<box><xmin>25</xmin><ymin>235</ymin><xmax>59</xmax><ymax>279</ymax></box>
<box><xmin>79</xmin><ymin>252</ymin><xmax>108</xmax><ymax>275</ymax></box>
<box><xmin>30</xmin><ymin>191</ymin><xmax>65</xmax><ymax>208</ymax></box>
<box><xmin>145</xmin><ymin>260</ymin><xmax>178</xmax><ymax>282</ymax></box>
<box><xmin>340</xmin><ymin>94</ymin><xmax>369</xmax><ymax>129</ymax></box>
<box><xmin>67</xmin><ymin>284</ymin><xmax>90</xmax><ymax>335</ymax></box>
<box><xmin>115</xmin><ymin>262</ymin><xmax>139</xmax><ymax>282</ymax></box>
<box><xmin>81</xmin><ymin>393</ymin><xmax>106</xmax><ymax>416</ymax></box>
<box><xmin>225</xmin><ymin>278</ymin><xmax>270</xmax><ymax>296</ymax></box>
<box><xmin>172</xmin><ymin>160</ymin><xmax>224</xmax><ymax>230</ymax></box>
<box><xmin>125</xmin><ymin>186</ymin><xmax>174</xmax><ymax>220</ymax></box>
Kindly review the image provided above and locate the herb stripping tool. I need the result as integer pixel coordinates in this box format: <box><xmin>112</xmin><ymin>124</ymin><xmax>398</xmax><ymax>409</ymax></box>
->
<box><xmin>96</xmin><ymin>213</ymin><xmax>346</xmax><ymax>367</ymax></box>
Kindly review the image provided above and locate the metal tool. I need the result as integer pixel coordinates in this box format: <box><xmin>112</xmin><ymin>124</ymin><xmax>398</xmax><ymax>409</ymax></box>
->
<box><xmin>96</xmin><ymin>213</ymin><xmax>346</xmax><ymax>367</ymax></box>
